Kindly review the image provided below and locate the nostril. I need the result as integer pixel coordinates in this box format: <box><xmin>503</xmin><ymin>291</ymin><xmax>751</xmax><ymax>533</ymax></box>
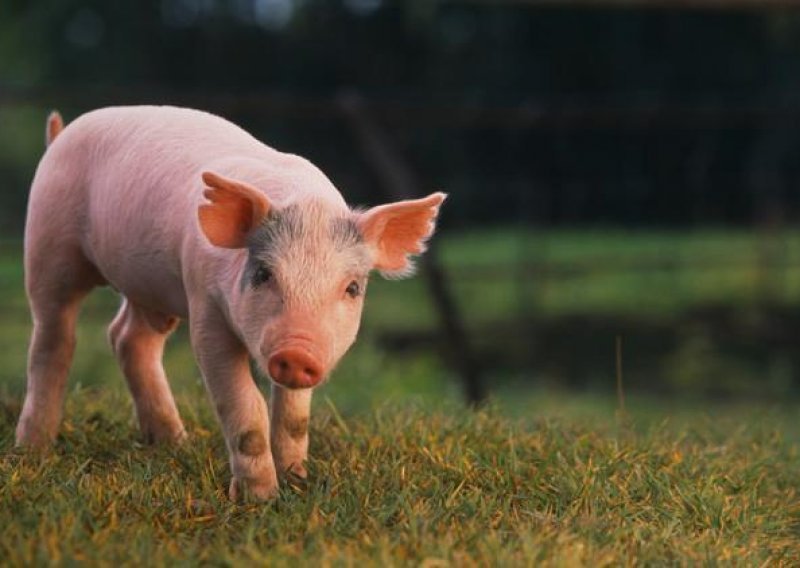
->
<box><xmin>268</xmin><ymin>348</ymin><xmax>323</xmax><ymax>388</ymax></box>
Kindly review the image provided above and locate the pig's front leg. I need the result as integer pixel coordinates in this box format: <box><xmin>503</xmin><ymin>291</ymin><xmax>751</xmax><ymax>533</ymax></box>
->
<box><xmin>189</xmin><ymin>304</ymin><xmax>278</xmax><ymax>501</ymax></box>
<box><xmin>270</xmin><ymin>385</ymin><xmax>312</xmax><ymax>478</ymax></box>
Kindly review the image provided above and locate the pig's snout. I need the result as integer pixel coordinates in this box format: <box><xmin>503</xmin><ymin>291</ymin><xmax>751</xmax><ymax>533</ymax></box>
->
<box><xmin>267</xmin><ymin>348</ymin><xmax>323</xmax><ymax>389</ymax></box>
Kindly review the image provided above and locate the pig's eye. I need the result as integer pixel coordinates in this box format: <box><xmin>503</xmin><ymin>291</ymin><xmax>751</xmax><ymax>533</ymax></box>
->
<box><xmin>252</xmin><ymin>266</ymin><xmax>272</xmax><ymax>287</ymax></box>
<box><xmin>345</xmin><ymin>280</ymin><xmax>361</xmax><ymax>298</ymax></box>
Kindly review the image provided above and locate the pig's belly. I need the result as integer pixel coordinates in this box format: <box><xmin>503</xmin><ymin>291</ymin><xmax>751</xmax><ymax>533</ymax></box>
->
<box><xmin>95</xmin><ymin>250</ymin><xmax>189</xmax><ymax>318</ymax></box>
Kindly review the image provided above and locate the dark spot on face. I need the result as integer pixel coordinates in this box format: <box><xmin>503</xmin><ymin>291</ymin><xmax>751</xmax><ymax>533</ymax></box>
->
<box><xmin>285</xmin><ymin>417</ymin><xmax>309</xmax><ymax>440</ymax></box>
<box><xmin>330</xmin><ymin>217</ymin><xmax>363</xmax><ymax>250</ymax></box>
<box><xmin>247</xmin><ymin>205</ymin><xmax>303</xmax><ymax>254</ymax></box>
<box><xmin>238</xmin><ymin>429</ymin><xmax>267</xmax><ymax>456</ymax></box>
<box><xmin>240</xmin><ymin>204</ymin><xmax>367</xmax><ymax>292</ymax></box>
<box><xmin>241</xmin><ymin>206</ymin><xmax>305</xmax><ymax>291</ymax></box>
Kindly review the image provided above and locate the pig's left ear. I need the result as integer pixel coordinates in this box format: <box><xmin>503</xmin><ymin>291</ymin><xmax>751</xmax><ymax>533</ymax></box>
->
<box><xmin>198</xmin><ymin>171</ymin><xmax>271</xmax><ymax>248</ymax></box>
<box><xmin>357</xmin><ymin>192</ymin><xmax>447</xmax><ymax>278</ymax></box>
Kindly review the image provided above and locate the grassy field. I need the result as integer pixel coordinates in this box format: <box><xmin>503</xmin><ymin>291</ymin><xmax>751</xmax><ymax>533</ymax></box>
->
<box><xmin>1</xmin><ymin>230</ymin><xmax>800</xmax><ymax>564</ymax></box>
<box><xmin>1</xmin><ymin>392</ymin><xmax>798</xmax><ymax>565</ymax></box>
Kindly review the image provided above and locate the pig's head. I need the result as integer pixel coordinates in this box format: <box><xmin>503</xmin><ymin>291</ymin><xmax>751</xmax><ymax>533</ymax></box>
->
<box><xmin>198</xmin><ymin>171</ymin><xmax>445</xmax><ymax>390</ymax></box>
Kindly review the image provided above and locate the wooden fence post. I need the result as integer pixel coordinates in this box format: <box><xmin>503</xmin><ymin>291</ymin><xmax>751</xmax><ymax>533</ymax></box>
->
<box><xmin>338</xmin><ymin>91</ymin><xmax>487</xmax><ymax>406</ymax></box>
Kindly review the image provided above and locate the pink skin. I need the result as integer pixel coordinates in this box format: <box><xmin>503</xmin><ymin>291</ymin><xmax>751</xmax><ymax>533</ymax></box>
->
<box><xmin>15</xmin><ymin>106</ymin><xmax>445</xmax><ymax>500</ymax></box>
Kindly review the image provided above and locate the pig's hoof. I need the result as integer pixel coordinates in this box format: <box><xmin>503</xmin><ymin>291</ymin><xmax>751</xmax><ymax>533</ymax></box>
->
<box><xmin>15</xmin><ymin>420</ymin><xmax>56</xmax><ymax>450</ymax></box>
<box><xmin>228</xmin><ymin>476</ymin><xmax>279</xmax><ymax>502</ymax></box>
<box><xmin>278</xmin><ymin>462</ymin><xmax>307</xmax><ymax>480</ymax></box>
<box><xmin>139</xmin><ymin>413</ymin><xmax>186</xmax><ymax>445</ymax></box>
<box><xmin>140</xmin><ymin>420</ymin><xmax>187</xmax><ymax>445</ymax></box>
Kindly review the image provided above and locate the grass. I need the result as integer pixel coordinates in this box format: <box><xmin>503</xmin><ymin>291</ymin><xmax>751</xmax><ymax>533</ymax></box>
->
<box><xmin>1</xmin><ymin>230</ymin><xmax>800</xmax><ymax>563</ymax></box>
<box><xmin>1</xmin><ymin>391</ymin><xmax>798</xmax><ymax>565</ymax></box>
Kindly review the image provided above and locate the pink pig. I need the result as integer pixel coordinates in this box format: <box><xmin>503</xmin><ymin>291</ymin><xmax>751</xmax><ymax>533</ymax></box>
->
<box><xmin>16</xmin><ymin>106</ymin><xmax>445</xmax><ymax>500</ymax></box>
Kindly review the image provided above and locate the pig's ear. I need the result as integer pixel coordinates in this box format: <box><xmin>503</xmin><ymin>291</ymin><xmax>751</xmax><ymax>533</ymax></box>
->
<box><xmin>198</xmin><ymin>171</ymin><xmax>271</xmax><ymax>248</ymax></box>
<box><xmin>357</xmin><ymin>192</ymin><xmax>447</xmax><ymax>278</ymax></box>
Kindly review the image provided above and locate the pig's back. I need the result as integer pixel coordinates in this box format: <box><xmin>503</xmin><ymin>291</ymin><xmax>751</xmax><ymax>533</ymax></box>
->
<box><xmin>70</xmin><ymin>106</ymin><xmax>281</xmax><ymax>174</ymax></box>
<box><xmin>58</xmin><ymin>105</ymin><xmax>345</xmax><ymax>219</ymax></box>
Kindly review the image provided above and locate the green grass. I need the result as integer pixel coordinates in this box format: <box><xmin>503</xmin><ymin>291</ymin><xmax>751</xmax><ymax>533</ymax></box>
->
<box><xmin>2</xmin><ymin>230</ymin><xmax>800</xmax><ymax>563</ymax></box>
<box><xmin>1</xmin><ymin>391</ymin><xmax>798</xmax><ymax>564</ymax></box>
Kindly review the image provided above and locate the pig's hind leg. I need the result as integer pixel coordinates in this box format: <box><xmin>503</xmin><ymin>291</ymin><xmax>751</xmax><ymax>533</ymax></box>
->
<box><xmin>108</xmin><ymin>298</ymin><xmax>186</xmax><ymax>443</ymax></box>
<box><xmin>16</xmin><ymin>246</ymin><xmax>103</xmax><ymax>447</ymax></box>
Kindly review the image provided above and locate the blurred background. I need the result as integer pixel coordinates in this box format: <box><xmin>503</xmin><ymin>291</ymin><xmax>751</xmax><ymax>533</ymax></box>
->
<box><xmin>3</xmin><ymin>0</ymin><xmax>800</xmax><ymax>416</ymax></box>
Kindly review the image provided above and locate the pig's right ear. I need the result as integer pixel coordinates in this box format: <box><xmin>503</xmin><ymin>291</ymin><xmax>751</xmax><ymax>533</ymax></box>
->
<box><xmin>198</xmin><ymin>171</ymin><xmax>271</xmax><ymax>248</ymax></box>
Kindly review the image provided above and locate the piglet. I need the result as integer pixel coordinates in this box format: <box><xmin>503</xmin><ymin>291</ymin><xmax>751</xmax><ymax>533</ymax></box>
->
<box><xmin>16</xmin><ymin>106</ymin><xmax>445</xmax><ymax>500</ymax></box>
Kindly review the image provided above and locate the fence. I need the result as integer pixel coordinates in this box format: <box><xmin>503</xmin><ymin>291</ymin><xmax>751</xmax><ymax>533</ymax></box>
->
<box><xmin>3</xmin><ymin>89</ymin><xmax>800</xmax><ymax>400</ymax></box>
